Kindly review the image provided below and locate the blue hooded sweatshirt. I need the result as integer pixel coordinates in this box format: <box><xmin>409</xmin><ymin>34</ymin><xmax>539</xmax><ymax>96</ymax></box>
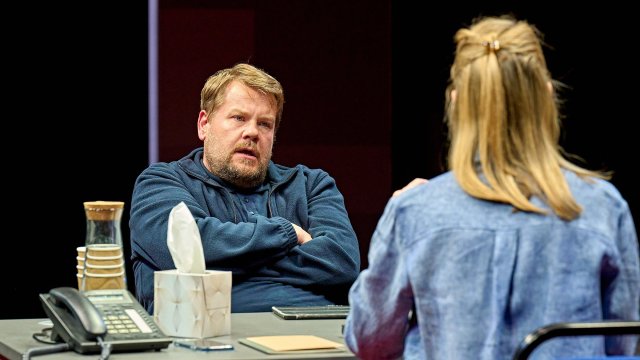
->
<box><xmin>130</xmin><ymin>148</ymin><xmax>360</xmax><ymax>313</ymax></box>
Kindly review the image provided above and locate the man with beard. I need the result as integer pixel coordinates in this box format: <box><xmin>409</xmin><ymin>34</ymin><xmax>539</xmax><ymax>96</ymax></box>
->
<box><xmin>130</xmin><ymin>63</ymin><xmax>360</xmax><ymax>314</ymax></box>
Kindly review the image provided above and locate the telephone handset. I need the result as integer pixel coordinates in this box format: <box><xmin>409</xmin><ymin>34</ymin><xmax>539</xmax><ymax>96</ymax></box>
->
<box><xmin>47</xmin><ymin>287</ymin><xmax>107</xmax><ymax>340</ymax></box>
<box><xmin>40</xmin><ymin>287</ymin><xmax>172</xmax><ymax>354</ymax></box>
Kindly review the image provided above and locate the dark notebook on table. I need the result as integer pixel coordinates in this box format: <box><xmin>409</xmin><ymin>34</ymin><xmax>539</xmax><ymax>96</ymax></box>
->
<box><xmin>271</xmin><ymin>305</ymin><xmax>350</xmax><ymax>320</ymax></box>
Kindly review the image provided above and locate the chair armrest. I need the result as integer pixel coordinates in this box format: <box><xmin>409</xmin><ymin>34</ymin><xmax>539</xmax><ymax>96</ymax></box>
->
<box><xmin>513</xmin><ymin>321</ymin><xmax>640</xmax><ymax>360</ymax></box>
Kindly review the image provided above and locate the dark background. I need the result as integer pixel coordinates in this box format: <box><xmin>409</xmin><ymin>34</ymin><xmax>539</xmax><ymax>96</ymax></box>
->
<box><xmin>3</xmin><ymin>1</ymin><xmax>636</xmax><ymax>319</ymax></box>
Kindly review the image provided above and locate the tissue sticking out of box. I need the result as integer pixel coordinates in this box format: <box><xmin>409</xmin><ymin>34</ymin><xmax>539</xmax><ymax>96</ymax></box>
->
<box><xmin>155</xmin><ymin>202</ymin><xmax>231</xmax><ymax>338</ymax></box>
<box><xmin>167</xmin><ymin>201</ymin><xmax>205</xmax><ymax>274</ymax></box>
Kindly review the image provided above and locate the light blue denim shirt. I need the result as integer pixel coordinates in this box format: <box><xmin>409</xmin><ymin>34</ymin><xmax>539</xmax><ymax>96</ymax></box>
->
<box><xmin>345</xmin><ymin>171</ymin><xmax>639</xmax><ymax>360</ymax></box>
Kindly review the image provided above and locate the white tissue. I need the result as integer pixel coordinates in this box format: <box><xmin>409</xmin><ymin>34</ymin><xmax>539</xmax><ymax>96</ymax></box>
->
<box><xmin>167</xmin><ymin>202</ymin><xmax>206</xmax><ymax>274</ymax></box>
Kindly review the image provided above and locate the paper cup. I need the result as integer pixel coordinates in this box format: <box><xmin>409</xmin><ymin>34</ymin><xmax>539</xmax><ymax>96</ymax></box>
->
<box><xmin>83</xmin><ymin>270</ymin><xmax>126</xmax><ymax>290</ymax></box>
<box><xmin>77</xmin><ymin>273</ymin><xmax>84</xmax><ymax>289</ymax></box>
<box><xmin>86</xmin><ymin>245</ymin><xmax>123</xmax><ymax>266</ymax></box>
<box><xmin>85</xmin><ymin>261</ymin><xmax>124</xmax><ymax>275</ymax></box>
<box><xmin>86</xmin><ymin>245</ymin><xmax>122</xmax><ymax>257</ymax></box>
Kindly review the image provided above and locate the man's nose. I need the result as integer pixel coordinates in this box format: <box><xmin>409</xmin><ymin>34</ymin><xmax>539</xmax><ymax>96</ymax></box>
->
<box><xmin>242</xmin><ymin>121</ymin><xmax>260</xmax><ymax>138</ymax></box>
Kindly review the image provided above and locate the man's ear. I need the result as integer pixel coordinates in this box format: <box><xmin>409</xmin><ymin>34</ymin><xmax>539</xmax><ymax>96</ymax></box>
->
<box><xmin>451</xmin><ymin>89</ymin><xmax>457</xmax><ymax>103</ymax></box>
<box><xmin>197</xmin><ymin>110</ymin><xmax>209</xmax><ymax>141</ymax></box>
<box><xmin>547</xmin><ymin>81</ymin><xmax>553</xmax><ymax>94</ymax></box>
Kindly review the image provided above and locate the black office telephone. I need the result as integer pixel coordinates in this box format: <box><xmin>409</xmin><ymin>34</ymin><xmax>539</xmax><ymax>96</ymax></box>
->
<box><xmin>39</xmin><ymin>287</ymin><xmax>172</xmax><ymax>354</ymax></box>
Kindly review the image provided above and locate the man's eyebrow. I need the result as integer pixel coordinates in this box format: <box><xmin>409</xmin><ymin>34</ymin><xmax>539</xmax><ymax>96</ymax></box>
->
<box><xmin>259</xmin><ymin>115</ymin><xmax>276</xmax><ymax>122</ymax></box>
<box><xmin>224</xmin><ymin>107</ymin><xmax>276</xmax><ymax>121</ymax></box>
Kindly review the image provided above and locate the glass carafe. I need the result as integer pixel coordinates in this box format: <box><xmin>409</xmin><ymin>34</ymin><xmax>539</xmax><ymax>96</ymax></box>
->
<box><xmin>82</xmin><ymin>201</ymin><xmax>126</xmax><ymax>291</ymax></box>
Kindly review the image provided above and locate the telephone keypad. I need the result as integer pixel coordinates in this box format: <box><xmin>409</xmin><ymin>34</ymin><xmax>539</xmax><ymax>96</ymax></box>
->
<box><xmin>94</xmin><ymin>303</ymin><xmax>161</xmax><ymax>339</ymax></box>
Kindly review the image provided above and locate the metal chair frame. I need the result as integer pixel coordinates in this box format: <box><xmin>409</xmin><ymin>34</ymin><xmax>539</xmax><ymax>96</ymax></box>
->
<box><xmin>513</xmin><ymin>321</ymin><xmax>640</xmax><ymax>360</ymax></box>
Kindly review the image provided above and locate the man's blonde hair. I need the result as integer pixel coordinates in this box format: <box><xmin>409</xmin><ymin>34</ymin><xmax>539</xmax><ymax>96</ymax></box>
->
<box><xmin>200</xmin><ymin>63</ymin><xmax>285</xmax><ymax>130</ymax></box>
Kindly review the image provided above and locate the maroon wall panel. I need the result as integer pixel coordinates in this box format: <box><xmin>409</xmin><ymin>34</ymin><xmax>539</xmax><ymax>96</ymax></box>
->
<box><xmin>159</xmin><ymin>7</ymin><xmax>255</xmax><ymax>160</ymax></box>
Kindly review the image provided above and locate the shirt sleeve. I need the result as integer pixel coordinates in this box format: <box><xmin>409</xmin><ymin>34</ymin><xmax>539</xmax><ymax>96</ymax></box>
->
<box><xmin>604</xmin><ymin>202</ymin><xmax>640</xmax><ymax>354</ymax></box>
<box><xmin>344</xmin><ymin>197</ymin><xmax>413</xmax><ymax>359</ymax></box>
<box><xmin>252</xmin><ymin>170</ymin><xmax>361</xmax><ymax>289</ymax></box>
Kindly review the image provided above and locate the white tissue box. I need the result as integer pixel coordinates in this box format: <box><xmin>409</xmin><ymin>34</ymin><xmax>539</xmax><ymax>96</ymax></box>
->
<box><xmin>153</xmin><ymin>269</ymin><xmax>232</xmax><ymax>338</ymax></box>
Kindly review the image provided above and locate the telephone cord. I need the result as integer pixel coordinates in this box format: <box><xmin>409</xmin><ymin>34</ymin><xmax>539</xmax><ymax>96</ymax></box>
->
<box><xmin>97</xmin><ymin>336</ymin><xmax>112</xmax><ymax>360</ymax></box>
<box><xmin>22</xmin><ymin>343</ymin><xmax>70</xmax><ymax>360</ymax></box>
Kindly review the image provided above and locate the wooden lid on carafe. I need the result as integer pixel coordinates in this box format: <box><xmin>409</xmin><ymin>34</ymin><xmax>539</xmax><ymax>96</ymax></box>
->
<box><xmin>84</xmin><ymin>201</ymin><xmax>124</xmax><ymax>221</ymax></box>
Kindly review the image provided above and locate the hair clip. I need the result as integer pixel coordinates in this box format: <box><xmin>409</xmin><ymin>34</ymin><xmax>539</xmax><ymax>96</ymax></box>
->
<box><xmin>481</xmin><ymin>40</ymin><xmax>501</xmax><ymax>52</ymax></box>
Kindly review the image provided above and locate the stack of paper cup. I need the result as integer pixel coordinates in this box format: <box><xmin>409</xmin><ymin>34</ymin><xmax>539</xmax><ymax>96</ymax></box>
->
<box><xmin>76</xmin><ymin>246</ymin><xmax>86</xmax><ymax>289</ymax></box>
<box><xmin>81</xmin><ymin>245</ymin><xmax>126</xmax><ymax>291</ymax></box>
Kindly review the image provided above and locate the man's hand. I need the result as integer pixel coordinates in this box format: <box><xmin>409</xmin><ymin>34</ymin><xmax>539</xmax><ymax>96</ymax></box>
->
<box><xmin>392</xmin><ymin>178</ymin><xmax>428</xmax><ymax>197</ymax></box>
<box><xmin>292</xmin><ymin>223</ymin><xmax>312</xmax><ymax>244</ymax></box>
